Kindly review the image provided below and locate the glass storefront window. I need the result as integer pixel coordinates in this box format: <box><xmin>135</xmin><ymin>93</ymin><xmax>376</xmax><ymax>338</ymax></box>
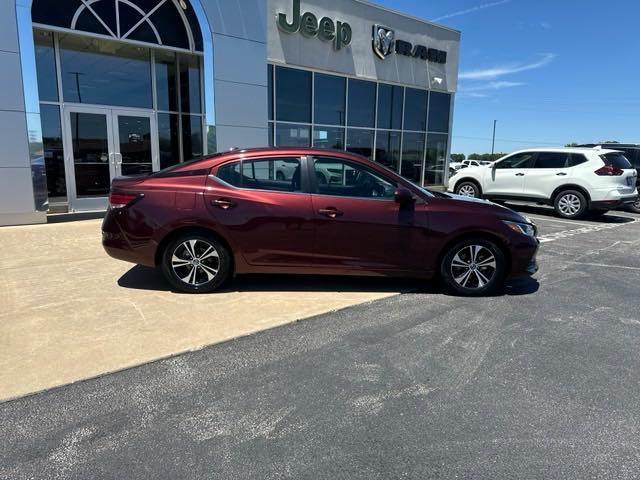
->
<box><xmin>314</xmin><ymin>73</ymin><xmax>346</xmax><ymax>126</ymax></box>
<box><xmin>182</xmin><ymin>115</ymin><xmax>203</xmax><ymax>161</ymax></box>
<box><xmin>427</xmin><ymin>92</ymin><xmax>451</xmax><ymax>133</ymax></box>
<box><xmin>425</xmin><ymin>133</ymin><xmax>449</xmax><ymax>185</ymax></box>
<box><xmin>156</xmin><ymin>51</ymin><xmax>178</xmax><ymax>112</ymax></box>
<box><xmin>158</xmin><ymin>113</ymin><xmax>180</xmax><ymax>169</ymax></box>
<box><xmin>314</xmin><ymin>126</ymin><xmax>344</xmax><ymax>150</ymax></box>
<box><xmin>401</xmin><ymin>132</ymin><xmax>425</xmax><ymax>184</ymax></box>
<box><xmin>377</xmin><ymin>84</ymin><xmax>403</xmax><ymax>130</ymax></box>
<box><xmin>346</xmin><ymin>129</ymin><xmax>375</xmax><ymax>160</ymax></box>
<box><xmin>179</xmin><ymin>54</ymin><xmax>202</xmax><ymax>114</ymax></box>
<box><xmin>40</xmin><ymin>104</ymin><xmax>66</xmax><ymax>201</ymax></box>
<box><xmin>375</xmin><ymin>130</ymin><xmax>401</xmax><ymax>172</ymax></box>
<box><xmin>347</xmin><ymin>79</ymin><xmax>376</xmax><ymax>128</ymax></box>
<box><xmin>276</xmin><ymin>123</ymin><xmax>311</xmax><ymax>147</ymax></box>
<box><xmin>70</xmin><ymin>112</ymin><xmax>111</xmax><ymax>197</ymax></box>
<box><xmin>404</xmin><ymin>88</ymin><xmax>428</xmax><ymax>131</ymax></box>
<box><xmin>59</xmin><ymin>34</ymin><xmax>152</xmax><ymax>108</ymax></box>
<box><xmin>276</xmin><ymin>67</ymin><xmax>311</xmax><ymax>123</ymax></box>
<box><xmin>34</xmin><ymin>30</ymin><xmax>58</xmax><ymax>102</ymax></box>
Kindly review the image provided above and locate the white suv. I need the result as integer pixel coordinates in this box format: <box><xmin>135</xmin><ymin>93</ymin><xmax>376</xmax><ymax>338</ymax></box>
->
<box><xmin>447</xmin><ymin>148</ymin><xmax>638</xmax><ymax>219</ymax></box>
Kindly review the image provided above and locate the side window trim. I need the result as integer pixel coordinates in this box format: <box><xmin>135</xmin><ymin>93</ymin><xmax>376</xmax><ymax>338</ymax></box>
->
<box><xmin>308</xmin><ymin>155</ymin><xmax>398</xmax><ymax>200</ymax></box>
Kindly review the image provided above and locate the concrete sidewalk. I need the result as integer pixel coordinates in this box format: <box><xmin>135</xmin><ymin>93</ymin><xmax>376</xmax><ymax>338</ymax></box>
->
<box><xmin>0</xmin><ymin>220</ymin><xmax>406</xmax><ymax>401</ymax></box>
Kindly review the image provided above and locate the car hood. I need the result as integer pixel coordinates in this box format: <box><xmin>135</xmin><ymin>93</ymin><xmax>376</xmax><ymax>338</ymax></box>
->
<box><xmin>443</xmin><ymin>193</ymin><xmax>532</xmax><ymax>224</ymax></box>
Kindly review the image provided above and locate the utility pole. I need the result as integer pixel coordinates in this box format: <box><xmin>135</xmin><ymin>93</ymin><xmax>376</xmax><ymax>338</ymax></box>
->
<box><xmin>491</xmin><ymin>120</ymin><xmax>497</xmax><ymax>156</ymax></box>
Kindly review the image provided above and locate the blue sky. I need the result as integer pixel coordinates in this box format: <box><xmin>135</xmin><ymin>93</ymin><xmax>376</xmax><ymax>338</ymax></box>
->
<box><xmin>375</xmin><ymin>0</ymin><xmax>639</xmax><ymax>155</ymax></box>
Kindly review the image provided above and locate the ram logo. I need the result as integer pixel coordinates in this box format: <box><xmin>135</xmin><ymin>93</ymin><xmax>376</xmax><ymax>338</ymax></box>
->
<box><xmin>372</xmin><ymin>25</ymin><xmax>395</xmax><ymax>59</ymax></box>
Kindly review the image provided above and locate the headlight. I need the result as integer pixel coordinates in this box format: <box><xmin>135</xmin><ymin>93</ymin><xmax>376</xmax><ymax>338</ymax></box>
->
<box><xmin>503</xmin><ymin>220</ymin><xmax>536</xmax><ymax>237</ymax></box>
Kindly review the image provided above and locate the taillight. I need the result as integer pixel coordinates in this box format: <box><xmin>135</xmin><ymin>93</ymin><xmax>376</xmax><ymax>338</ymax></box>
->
<box><xmin>109</xmin><ymin>192</ymin><xmax>142</xmax><ymax>208</ymax></box>
<box><xmin>595</xmin><ymin>165</ymin><xmax>623</xmax><ymax>176</ymax></box>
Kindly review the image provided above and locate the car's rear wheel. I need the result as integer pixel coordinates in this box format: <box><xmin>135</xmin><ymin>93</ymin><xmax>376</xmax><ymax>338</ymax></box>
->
<box><xmin>161</xmin><ymin>233</ymin><xmax>232</xmax><ymax>293</ymax></box>
<box><xmin>554</xmin><ymin>190</ymin><xmax>587</xmax><ymax>219</ymax></box>
<box><xmin>455</xmin><ymin>181</ymin><xmax>481</xmax><ymax>198</ymax></box>
<box><xmin>440</xmin><ymin>239</ymin><xmax>505</xmax><ymax>296</ymax></box>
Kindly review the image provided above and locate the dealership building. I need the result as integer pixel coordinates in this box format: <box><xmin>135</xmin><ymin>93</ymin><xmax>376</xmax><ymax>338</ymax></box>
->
<box><xmin>0</xmin><ymin>0</ymin><xmax>460</xmax><ymax>226</ymax></box>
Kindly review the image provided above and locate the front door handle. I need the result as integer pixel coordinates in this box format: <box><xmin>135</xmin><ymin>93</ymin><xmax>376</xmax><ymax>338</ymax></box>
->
<box><xmin>556</xmin><ymin>172</ymin><xmax>567</xmax><ymax>176</ymax></box>
<box><xmin>515</xmin><ymin>173</ymin><xmax>525</xmax><ymax>176</ymax></box>
<box><xmin>211</xmin><ymin>198</ymin><xmax>236</xmax><ymax>210</ymax></box>
<box><xmin>318</xmin><ymin>207</ymin><xmax>343</xmax><ymax>218</ymax></box>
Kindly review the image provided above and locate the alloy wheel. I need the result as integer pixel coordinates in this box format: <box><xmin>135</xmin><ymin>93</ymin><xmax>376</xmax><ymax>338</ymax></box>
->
<box><xmin>171</xmin><ymin>239</ymin><xmax>220</xmax><ymax>286</ymax></box>
<box><xmin>450</xmin><ymin>245</ymin><xmax>497</xmax><ymax>290</ymax></box>
<box><xmin>558</xmin><ymin>193</ymin><xmax>581</xmax><ymax>216</ymax></box>
<box><xmin>458</xmin><ymin>184</ymin><xmax>477</xmax><ymax>197</ymax></box>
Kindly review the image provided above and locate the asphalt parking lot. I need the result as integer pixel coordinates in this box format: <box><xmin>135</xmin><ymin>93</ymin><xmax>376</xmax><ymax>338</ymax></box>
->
<box><xmin>1</xmin><ymin>206</ymin><xmax>640</xmax><ymax>479</ymax></box>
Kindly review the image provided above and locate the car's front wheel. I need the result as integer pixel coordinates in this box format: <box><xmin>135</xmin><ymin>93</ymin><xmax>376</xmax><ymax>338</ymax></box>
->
<box><xmin>161</xmin><ymin>233</ymin><xmax>232</xmax><ymax>293</ymax></box>
<box><xmin>628</xmin><ymin>197</ymin><xmax>640</xmax><ymax>214</ymax></box>
<box><xmin>554</xmin><ymin>190</ymin><xmax>587</xmax><ymax>219</ymax></box>
<box><xmin>440</xmin><ymin>239</ymin><xmax>505</xmax><ymax>296</ymax></box>
<box><xmin>455</xmin><ymin>181</ymin><xmax>481</xmax><ymax>198</ymax></box>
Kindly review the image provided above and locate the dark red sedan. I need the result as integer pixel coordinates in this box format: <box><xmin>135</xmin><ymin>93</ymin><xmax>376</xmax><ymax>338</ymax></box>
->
<box><xmin>102</xmin><ymin>147</ymin><xmax>539</xmax><ymax>295</ymax></box>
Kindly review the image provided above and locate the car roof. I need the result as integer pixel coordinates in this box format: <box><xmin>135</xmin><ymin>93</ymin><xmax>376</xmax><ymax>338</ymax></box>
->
<box><xmin>160</xmin><ymin>147</ymin><xmax>379</xmax><ymax>174</ymax></box>
<box><xmin>505</xmin><ymin>147</ymin><xmax>622</xmax><ymax>156</ymax></box>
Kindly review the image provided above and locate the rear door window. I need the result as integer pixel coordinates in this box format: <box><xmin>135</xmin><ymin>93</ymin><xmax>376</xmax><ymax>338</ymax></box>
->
<box><xmin>216</xmin><ymin>157</ymin><xmax>303</xmax><ymax>192</ymax></box>
<box><xmin>568</xmin><ymin>154</ymin><xmax>588</xmax><ymax>167</ymax></box>
<box><xmin>600</xmin><ymin>153</ymin><xmax>632</xmax><ymax>169</ymax></box>
<box><xmin>533</xmin><ymin>152</ymin><xmax>570</xmax><ymax>169</ymax></box>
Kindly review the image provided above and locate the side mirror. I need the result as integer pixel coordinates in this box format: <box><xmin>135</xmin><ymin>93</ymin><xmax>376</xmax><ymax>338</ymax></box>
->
<box><xmin>394</xmin><ymin>187</ymin><xmax>415</xmax><ymax>207</ymax></box>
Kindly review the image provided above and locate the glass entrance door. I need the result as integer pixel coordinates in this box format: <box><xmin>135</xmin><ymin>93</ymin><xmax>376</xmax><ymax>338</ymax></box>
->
<box><xmin>63</xmin><ymin>106</ymin><xmax>158</xmax><ymax>211</ymax></box>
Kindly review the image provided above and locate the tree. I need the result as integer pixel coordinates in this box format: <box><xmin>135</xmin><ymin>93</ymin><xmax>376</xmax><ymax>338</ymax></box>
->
<box><xmin>450</xmin><ymin>153</ymin><xmax>465</xmax><ymax>161</ymax></box>
<box><xmin>565</xmin><ymin>142</ymin><xmax>580</xmax><ymax>147</ymax></box>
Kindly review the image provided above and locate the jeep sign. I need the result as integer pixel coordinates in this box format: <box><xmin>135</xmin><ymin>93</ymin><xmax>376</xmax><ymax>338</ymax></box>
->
<box><xmin>277</xmin><ymin>0</ymin><xmax>352</xmax><ymax>50</ymax></box>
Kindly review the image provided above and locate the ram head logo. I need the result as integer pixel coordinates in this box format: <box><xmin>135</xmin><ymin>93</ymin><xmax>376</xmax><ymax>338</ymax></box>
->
<box><xmin>372</xmin><ymin>25</ymin><xmax>395</xmax><ymax>59</ymax></box>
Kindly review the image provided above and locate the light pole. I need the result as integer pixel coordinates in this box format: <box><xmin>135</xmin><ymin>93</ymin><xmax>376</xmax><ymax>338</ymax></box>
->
<box><xmin>491</xmin><ymin>119</ymin><xmax>497</xmax><ymax>156</ymax></box>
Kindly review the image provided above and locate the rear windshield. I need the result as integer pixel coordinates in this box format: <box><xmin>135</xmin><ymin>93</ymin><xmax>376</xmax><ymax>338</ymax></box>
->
<box><xmin>600</xmin><ymin>153</ymin><xmax>632</xmax><ymax>169</ymax></box>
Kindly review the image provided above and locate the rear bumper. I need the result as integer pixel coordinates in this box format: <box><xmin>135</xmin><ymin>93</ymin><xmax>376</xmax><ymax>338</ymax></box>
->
<box><xmin>591</xmin><ymin>193</ymin><xmax>638</xmax><ymax>210</ymax></box>
<box><xmin>102</xmin><ymin>208</ymin><xmax>156</xmax><ymax>267</ymax></box>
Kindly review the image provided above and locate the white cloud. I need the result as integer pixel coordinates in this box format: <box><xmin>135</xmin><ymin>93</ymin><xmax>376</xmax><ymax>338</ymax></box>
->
<box><xmin>433</xmin><ymin>0</ymin><xmax>512</xmax><ymax>22</ymax></box>
<box><xmin>459</xmin><ymin>53</ymin><xmax>556</xmax><ymax>80</ymax></box>
<box><xmin>460</xmin><ymin>81</ymin><xmax>527</xmax><ymax>92</ymax></box>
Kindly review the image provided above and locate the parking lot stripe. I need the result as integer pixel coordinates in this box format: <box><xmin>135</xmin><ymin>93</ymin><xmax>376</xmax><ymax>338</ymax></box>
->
<box><xmin>538</xmin><ymin>218</ymin><xmax>637</xmax><ymax>243</ymax></box>
<box><xmin>525</xmin><ymin>215</ymin><xmax>593</xmax><ymax>227</ymax></box>
<box><xmin>563</xmin><ymin>261</ymin><xmax>640</xmax><ymax>271</ymax></box>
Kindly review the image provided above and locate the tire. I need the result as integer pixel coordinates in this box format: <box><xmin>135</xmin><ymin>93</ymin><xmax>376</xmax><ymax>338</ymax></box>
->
<box><xmin>627</xmin><ymin>197</ymin><xmax>640</xmax><ymax>214</ymax></box>
<box><xmin>440</xmin><ymin>239</ymin><xmax>505</xmax><ymax>296</ymax></box>
<box><xmin>455</xmin><ymin>181</ymin><xmax>481</xmax><ymax>198</ymax></box>
<box><xmin>554</xmin><ymin>190</ymin><xmax>587</xmax><ymax>219</ymax></box>
<box><xmin>161</xmin><ymin>233</ymin><xmax>232</xmax><ymax>293</ymax></box>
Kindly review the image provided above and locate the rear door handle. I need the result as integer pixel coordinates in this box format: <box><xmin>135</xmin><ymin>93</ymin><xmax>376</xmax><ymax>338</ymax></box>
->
<box><xmin>318</xmin><ymin>207</ymin><xmax>343</xmax><ymax>218</ymax></box>
<box><xmin>515</xmin><ymin>173</ymin><xmax>525</xmax><ymax>176</ymax></box>
<box><xmin>556</xmin><ymin>172</ymin><xmax>567</xmax><ymax>176</ymax></box>
<box><xmin>211</xmin><ymin>198</ymin><xmax>236</xmax><ymax>210</ymax></box>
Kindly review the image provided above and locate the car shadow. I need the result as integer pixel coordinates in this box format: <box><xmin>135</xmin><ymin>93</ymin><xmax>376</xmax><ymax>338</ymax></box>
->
<box><xmin>117</xmin><ymin>265</ymin><xmax>539</xmax><ymax>297</ymax></box>
<box><xmin>508</xmin><ymin>204</ymin><xmax>636</xmax><ymax>224</ymax></box>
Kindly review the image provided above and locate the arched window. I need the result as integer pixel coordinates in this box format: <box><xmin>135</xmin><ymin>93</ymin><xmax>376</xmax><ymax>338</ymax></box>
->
<box><xmin>32</xmin><ymin>0</ymin><xmax>203</xmax><ymax>52</ymax></box>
